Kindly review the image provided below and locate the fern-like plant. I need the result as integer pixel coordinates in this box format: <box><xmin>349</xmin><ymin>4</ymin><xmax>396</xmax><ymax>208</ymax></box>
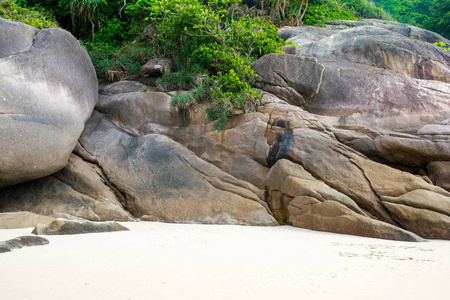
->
<box><xmin>70</xmin><ymin>0</ymin><xmax>105</xmax><ymax>40</ymax></box>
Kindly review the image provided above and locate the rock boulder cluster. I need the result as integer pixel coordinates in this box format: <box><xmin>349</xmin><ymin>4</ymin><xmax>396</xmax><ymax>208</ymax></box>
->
<box><xmin>0</xmin><ymin>18</ymin><xmax>449</xmax><ymax>242</ymax></box>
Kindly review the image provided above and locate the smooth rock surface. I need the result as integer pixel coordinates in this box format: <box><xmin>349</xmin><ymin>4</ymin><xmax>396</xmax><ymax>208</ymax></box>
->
<box><xmin>259</xmin><ymin>93</ymin><xmax>450</xmax><ymax>240</ymax></box>
<box><xmin>281</xmin><ymin>19</ymin><xmax>450</xmax><ymax>46</ymax></box>
<box><xmin>0</xmin><ymin>18</ymin><xmax>98</xmax><ymax>187</ymax></box>
<box><xmin>98</xmin><ymin>80</ymin><xmax>152</xmax><ymax>95</ymax></box>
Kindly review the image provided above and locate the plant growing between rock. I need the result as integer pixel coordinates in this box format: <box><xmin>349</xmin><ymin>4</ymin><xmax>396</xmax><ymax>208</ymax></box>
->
<box><xmin>127</xmin><ymin>0</ymin><xmax>286</xmax><ymax>129</ymax></box>
<box><xmin>435</xmin><ymin>41</ymin><xmax>450</xmax><ymax>52</ymax></box>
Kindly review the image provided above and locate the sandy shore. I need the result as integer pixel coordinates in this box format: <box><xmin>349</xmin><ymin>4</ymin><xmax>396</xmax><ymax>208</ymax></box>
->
<box><xmin>0</xmin><ymin>222</ymin><xmax>449</xmax><ymax>300</ymax></box>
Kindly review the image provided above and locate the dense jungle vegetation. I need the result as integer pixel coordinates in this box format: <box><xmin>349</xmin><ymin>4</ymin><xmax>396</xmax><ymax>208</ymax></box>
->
<box><xmin>371</xmin><ymin>0</ymin><xmax>450</xmax><ymax>41</ymax></box>
<box><xmin>0</xmin><ymin>0</ymin><xmax>448</xmax><ymax>128</ymax></box>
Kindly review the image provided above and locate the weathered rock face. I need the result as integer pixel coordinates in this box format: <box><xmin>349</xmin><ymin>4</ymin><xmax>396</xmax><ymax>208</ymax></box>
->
<box><xmin>427</xmin><ymin>161</ymin><xmax>450</xmax><ymax>192</ymax></box>
<box><xmin>0</xmin><ymin>18</ymin><xmax>98</xmax><ymax>188</ymax></box>
<box><xmin>280</xmin><ymin>19</ymin><xmax>450</xmax><ymax>48</ymax></box>
<box><xmin>98</xmin><ymin>80</ymin><xmax>152</xmax><ymax>95</ymax></box>
<box><xmin>325</xmin><ymin>19</ymin><xmax>450</xmax><ymax>45</ymax></box>
<box><xmin>77</xmin><ymin>112</ymin><xmax>276</xmax><ymax>225</ymax></box>
<box><xmin>256</xmin><ymin>21</ymin><xmax>450</xmax><ymax>133</ymax></box>
<box><xmin>260</xmin><ymin>95</ymin><xmax>450</xmax><ymax>240</ymax></box>
<box><xmin>264</xmin><ymin>159</ymin><xmax>423</xmax><ymax>242</ymax></box>
<box><xmin>254</xmin><ymin>19</ymin><xmax>450</xmax><ymax>182</ymax></box>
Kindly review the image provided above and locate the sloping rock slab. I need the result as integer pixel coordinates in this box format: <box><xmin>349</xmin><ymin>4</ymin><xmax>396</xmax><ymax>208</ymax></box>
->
<box><xmin>0</xmin><ymin>212</ymin><xmax>55</xmax><ymax>229</ymax></box>
<box><xmin>265</xmin><ymin>159</ymin><xmax>423</xmax><ymax>242</ymax></box>
<box><xmin>33</xmin><ymin>219</ymin><xmax>129</xmax><ymax>235</ymax></box>
<box><xmin>78</xmin><ymin>112</ymin><xmax>277</xmax><ymax>226</ymax></box>
<box><xmin>0</xmin><ymin>154</ymin><xmax>134</xmax><ymax>222</ymax></box>
<box><xmin>0</xmin><ymin>236</ymin><xmax>49</xmax><ymax>253</ymax></box>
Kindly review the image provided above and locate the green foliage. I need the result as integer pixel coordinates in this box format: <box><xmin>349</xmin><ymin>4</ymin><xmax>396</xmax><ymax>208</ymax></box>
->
<box><xmin>0</xmin><ymin>0</ymin><xmax>58</xmax><ymax>28</ymax></box>
<box><xmin>372</xmin><ymin>0</ymin><xmax>450</xmax><ymax>39</ymax></box>
<box><xmin>245</xmin><ymin>0</ymin><xmax>387</xmax><ymax>26</ymax></box>
<box><xmin>69</xmin><ymin>0</ymin><xmax>105</xmax><ymax>40</ymax></box>
<box><xmin>16</xmin><ymin>0</ymin><xmax>138</xmax><ymax>41</ymax></box>
<box><xmin>435</xmin><ymin>42</ymin><xmax>450</xmax><ymax>51</ymax></box>
<box><xmin>205</xmin><ymin>106</ymin><xmax>232</xmax><ymax>131</ymax></box>
<box><xmin>170</xmin><ymin>81</ymin><xmax>209</xmax><ymax>111</ymax></box>
<box><xmin>83</xmin><ymin>41</ymin><xmax>155</xmax><ymax>80</ymax></box>
<box><xmin>303</xmin><ymin>0</ymin><xmax>387</xmax><ymax>26</ymax></box>
<box><xmin>126</xmin><ymin>0</ymin><xmax>286</xmax><ymax>129</ymax></box>
<box><xmin>156</xmin><ymin>64</ymin><xmax>206</xmax><ymax>91</ymax></box>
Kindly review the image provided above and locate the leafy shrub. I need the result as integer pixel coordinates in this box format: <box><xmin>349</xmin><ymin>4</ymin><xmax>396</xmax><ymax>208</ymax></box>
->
<box><xmin>126</xmin><ymin>0</ymin><xmax>286</xmax><ymax>129</ymax></box>
<box><xmin>0</xmin><ymin>0</ymin><xmax>58</xmax><ymax>28</ymax></box>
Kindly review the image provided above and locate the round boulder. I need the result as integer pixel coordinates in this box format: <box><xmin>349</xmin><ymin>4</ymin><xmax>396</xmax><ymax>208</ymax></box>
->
<box><xmin>0</xmin><ymin>18</ymin><xmax>98</xmax><ymax>188</ymax></box>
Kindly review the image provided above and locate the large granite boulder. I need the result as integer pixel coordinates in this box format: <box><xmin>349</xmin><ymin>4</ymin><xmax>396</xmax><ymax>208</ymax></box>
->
<box><xmin>254</xmin><ymin>19</ymin><xmax>450</xmax><ymax>182</ymax></box>
<box><xmin>255</xmin><ymin>22</ymin><xmax>450</xmax><ymax>133</ymax></box>
<box><xmin>279</xmin><ymin>19</ymin><xmax>450</xmax><ymax>47</ymax></box>
<box><xmin>0</xmin><ymin>18</ymin><xmax>98</xmax><ymax>188</ymax></box>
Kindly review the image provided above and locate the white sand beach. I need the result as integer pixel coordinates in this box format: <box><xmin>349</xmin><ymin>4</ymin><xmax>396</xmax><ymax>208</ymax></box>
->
<box><xmin>0</xmin><ymin>222</ymin><xmax>449</xmax><ymax>300</ymax></box>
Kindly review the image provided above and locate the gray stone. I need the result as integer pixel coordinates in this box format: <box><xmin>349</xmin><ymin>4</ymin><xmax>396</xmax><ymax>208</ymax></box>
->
<box><xmin>256</xmin><ymin>24</ymin><xmax>450</xmax><ymax>133</ymax></box>
<box><xmin>264</xmin><ymin>159</ymin><xmax>424</xmax><ymax>242</ymax></box>
<box><xmin>0</xmin><ymin>19</ymin><xmax>98</xmax><ymax>188</ymax></box>
<box><xmin>0</xmin><ymin>18</ymin><xmax>38</xmax><ymax>57</ymax></box>
<box><xmin>296</xmin><ymin>26</ymin><xmax>450</xmax><ymax>83</ymax></box>
<box><xmin>141</xmin><ymin>58</ymin><xmax>172</xmax><ymax>76</ymax></box>
<box><xmin>253</xmin><ymin>54</ymin><xmax>324</xmax><ymax>106</ymax></box>
<box><xmin>0</xmin><ymin>235</ymin><xmax>49</xmax><ymax>253</ymax></box>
